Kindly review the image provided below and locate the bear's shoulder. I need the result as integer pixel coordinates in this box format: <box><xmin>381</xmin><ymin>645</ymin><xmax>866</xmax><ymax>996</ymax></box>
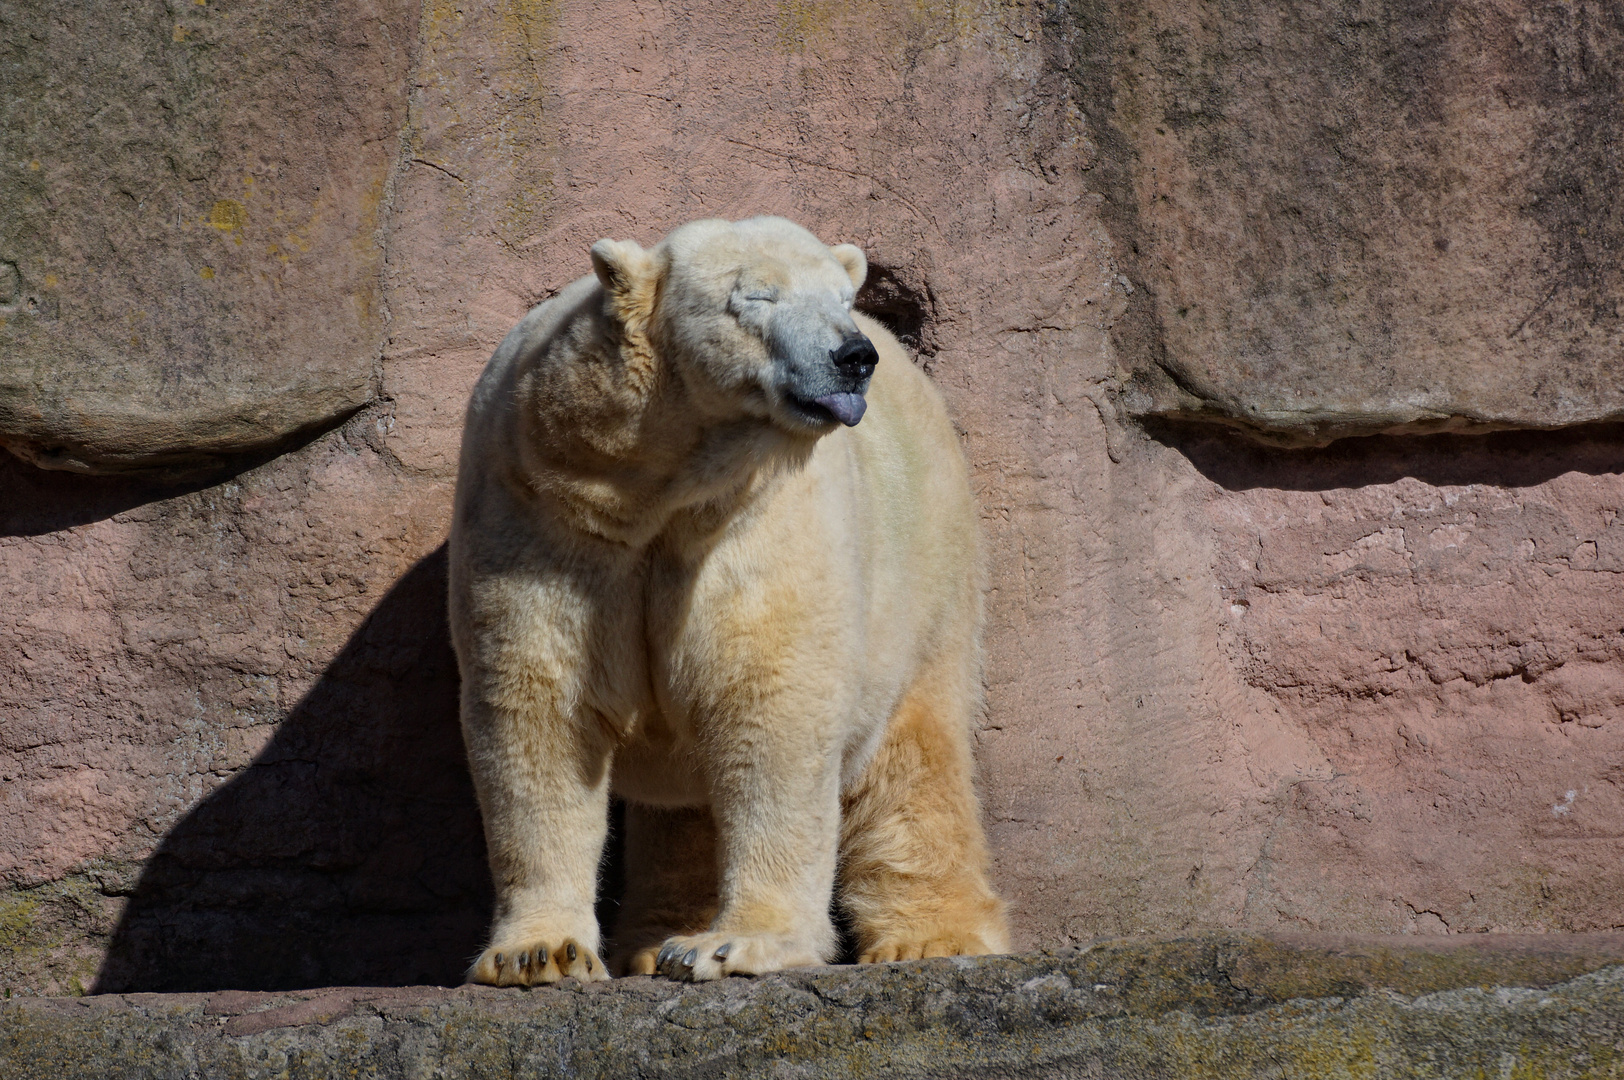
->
<box><xmin>467</xmin><ymin>275</ymin><xmax>603</xmax><ymax>421</ymax></box>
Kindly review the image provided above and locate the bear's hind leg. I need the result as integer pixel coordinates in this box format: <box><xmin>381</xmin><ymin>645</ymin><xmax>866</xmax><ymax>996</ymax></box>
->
<box><xmin>840</xmin><ymin>672</ymin><xmax>1009</xmax><ymax>963</ymax></box>
<box><xmin>609</xmin><ymin>805</ymin><xmax>721</xmax><ymax>975</ymax></box>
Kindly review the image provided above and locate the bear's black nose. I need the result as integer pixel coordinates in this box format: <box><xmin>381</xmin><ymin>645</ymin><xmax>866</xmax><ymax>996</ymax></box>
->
<box><xmin>832</xmin><ymin>335</ymin><xmax>879</xmax><ymax>377</ymax></box>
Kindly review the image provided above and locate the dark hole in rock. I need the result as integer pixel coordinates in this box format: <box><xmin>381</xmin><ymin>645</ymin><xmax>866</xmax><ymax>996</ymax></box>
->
<box><xmin>856</xmin><ymin>264</ymin><xmax>937</xmax><ymax>362</ymax></box>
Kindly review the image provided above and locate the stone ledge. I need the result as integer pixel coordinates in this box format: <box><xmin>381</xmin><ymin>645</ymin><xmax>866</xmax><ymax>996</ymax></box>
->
<box><xmin>4</xmin><ymin>935</ymin><xmax>1624</xmax><ymax>1078</ymax></box>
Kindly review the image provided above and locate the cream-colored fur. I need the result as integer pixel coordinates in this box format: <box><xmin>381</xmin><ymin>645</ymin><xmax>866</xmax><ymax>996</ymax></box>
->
<box><xmin>449</xmin><ymin>217</ymin><xmax>1006</xmax><ymax>985</ymax></box>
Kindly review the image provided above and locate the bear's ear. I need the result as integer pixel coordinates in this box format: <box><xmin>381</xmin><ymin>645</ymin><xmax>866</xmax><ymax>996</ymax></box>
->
<box><xmin>590</xmin><ymin>238</ymin><xmax>658</xmax><ymax>298</ymax></box>
<box><xmin>590</xmin><ymin>238</ymin><xmax>666</xmax><ymax>334</ymax></box>
<box><xmin>830</xmin><ymin>243</ymin><xmax>868</xmax><ymax>291</ymax></box>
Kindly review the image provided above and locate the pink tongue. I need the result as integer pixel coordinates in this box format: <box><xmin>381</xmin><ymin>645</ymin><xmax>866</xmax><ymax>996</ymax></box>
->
<box><xmin>814</xmin><ymin>392</ymin><xmax>867</xmax><ymax>427</ymax></box>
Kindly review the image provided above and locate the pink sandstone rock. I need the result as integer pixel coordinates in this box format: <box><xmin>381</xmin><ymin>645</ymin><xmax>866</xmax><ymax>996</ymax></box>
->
<box><xmin>0</xmin><ymin>0</ymin><xmax>416</xmax><ymax>475</ymax></box>
<box><xmin>1082</xmin><ymin>0</ymin><xmax>1624</xmax><ymax>444</ymax></box>
<box><xmin>0</xmin><ymin>0</ymin><xmax>1621</xmax><ymax>996</ymax></box>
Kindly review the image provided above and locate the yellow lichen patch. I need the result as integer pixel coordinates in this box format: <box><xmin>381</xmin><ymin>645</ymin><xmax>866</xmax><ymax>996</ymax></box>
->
<box><xmin>776</xmin><ymin>0</ymin><xmax>836</xmax><ymax>51</ymax></box>
<box><xmin>199</xmin><ymin>266</ymin><xmax>215</xmax><ymax>280</ymax></box>
<box><xmin>209</xmin><ymin>199</ymin><xmax>247</xmax><ymax>232</ymax></box>
<box><xmin>488</xmin><ymin>0</ymin><xmax>558</xmax><ymax>242</ymax></box>
<box><xmin>208</xmin><ymin>198</ymin><xmax>248</xmax><ymax>245</ymax></box>
<box><xmin>500</xmin><ymin>0</ymin><xmax>559</xmax><ymax>74</ymax></box>
<box><xmin>28</xmin><ymin>159</ymin><xmax>39</xmax><ymax>171</ymax></box>
<box><xmin>909</xmin><ymin>0</ymin><xmax>978</xmax><ymax>40</ymax></box>
<box><xmin>0</xmin><ymin>894</ymin><xmax>39</xmax><ymax>955</ymax></box>
<box><xmin>351</xmin><ymin>174</ymin><xmax>388</xmax><ymax>326</ymax></box>
<box><xmin>2</xmin><ymin>877</ymin><xmax>115</xmax><ymax>997</ymax></box>
<box><xmin>43</xmin><ymin>273</ymin><xmax>58</xmax><ymax>288</ymax></box>
<box><xmin>172</xmin><ymin>24</ymin><xmax>190</xmax><ymax>41</ymax></box>
<box><xmin>778</xmin><ymin>0</ymin><xmax>982</xmax><ymax>53</ymax></box>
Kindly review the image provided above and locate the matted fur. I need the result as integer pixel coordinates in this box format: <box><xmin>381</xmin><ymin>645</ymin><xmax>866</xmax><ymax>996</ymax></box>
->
<box><xmin>449</xmin><ymin>217</ymin><xmax>1007</xmax><ymax>985</ymax></box>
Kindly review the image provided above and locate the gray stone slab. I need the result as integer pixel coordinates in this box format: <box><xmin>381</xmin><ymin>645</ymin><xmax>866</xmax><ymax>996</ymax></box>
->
<box><xmin>4</xmin><ymin>935</ymin><xmax>1624</xmax><ymax>1079</ymax></box>
<box><xmin>0</xmin><ymin>0</ymin><xmax>414</xmax><ymax>475</ymax></box>
<box><xmin>1072</xmin><ymin>0</ymin><xmax>1624</xmax><ymax>445</ymax></box>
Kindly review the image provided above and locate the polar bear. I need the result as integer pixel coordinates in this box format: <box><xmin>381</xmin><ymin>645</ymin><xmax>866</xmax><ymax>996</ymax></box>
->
<box><xmin>448</xmin><ymin>216</ymin><xmax>1007</xmax><ymax>984</ymax></box>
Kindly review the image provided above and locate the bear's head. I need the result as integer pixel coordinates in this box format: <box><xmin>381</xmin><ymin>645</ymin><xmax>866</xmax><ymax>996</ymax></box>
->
<box><xmin>590</xmin><ymin>217</ymin><xmax>877</xmax><ymax>433</ymax></box>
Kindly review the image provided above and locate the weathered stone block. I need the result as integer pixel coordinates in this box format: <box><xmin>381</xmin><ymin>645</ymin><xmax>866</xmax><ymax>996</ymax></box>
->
<box><xmin>0</xmin><ymin>0</ymin><xmax>415</xmax><ymax>475</ymax></box>
<box><xmin>4</xmin><ymin>936</ymin><xmax>1624</xmax><ymax>1079</ymax></box>
<box><xmin>1073</xmin><ymin>0</ymin><xmax>1624</xmax><ymax>444</ymax></box>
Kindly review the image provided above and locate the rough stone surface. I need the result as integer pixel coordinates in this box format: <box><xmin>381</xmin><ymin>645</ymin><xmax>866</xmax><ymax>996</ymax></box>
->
<box><xmin>0</xmin><ymin>430</ymin><xmax>483</xmax><ymax>996</ymax></box>
<box><xmin>1074</xmin><ymin>0</ymin><xmax>1624</xmax><ymax>444</ymax></box>
<box><xmin>7</xmin><ymin>936</ymin><xmax>1624</xmax><ymax>1079</ymax></box>
<box><xmin>3</xmin><ymin>0</ymin><xmax>1624</xmax><ymax>1000</ymax></box>
<box><xmin>0</xmin><ymin>0</ymin><xmax>415</xmax><ymax>474</ymax></box>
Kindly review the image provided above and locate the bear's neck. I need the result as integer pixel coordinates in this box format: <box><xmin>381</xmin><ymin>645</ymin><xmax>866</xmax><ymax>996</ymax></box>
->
<box><xmin>515</xmin><ymin>334</ymin><xmax>813</xmax><ymax>549</ymax></box>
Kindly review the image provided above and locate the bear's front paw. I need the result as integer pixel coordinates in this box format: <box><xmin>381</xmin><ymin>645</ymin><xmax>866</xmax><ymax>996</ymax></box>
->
<box><xmin>857</xmin><ymin>925</ymin><xmax>1002</xmax><ymax>964</ymax></box>
<box><xmin>645</xmin><ymin>931</ymin><xmax>821</xmax><ymax>982</ymax></box>
<box><xmin>468</xmin><ymin>937</ymin><xmax>609</xmax><ymax>986</ymax></box>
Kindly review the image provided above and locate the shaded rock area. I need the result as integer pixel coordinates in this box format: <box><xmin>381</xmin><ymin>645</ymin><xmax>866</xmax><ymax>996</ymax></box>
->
<box><xmin>0</xmin><ymin>413</ymin><xmax>467</xmax><ymax>997</ymax></box>
<box><xmin>1074</xmin><ymin>0</ymin><xmax>1624</xmax><ymax>444</ymax></box>
<box><xmin>5</xmin><ymin>936</ymin><xmax>1624</xmax><ymax>1079</ymax></box>
<box><xmin>88</xmin><ymin>546</ymin><xmax>493</xmax><ymax>994</ymax></box>
<box><xmin>0</xmin><ymin>0</ymin><xmax>414</xmax><ymax>475</ymax></box>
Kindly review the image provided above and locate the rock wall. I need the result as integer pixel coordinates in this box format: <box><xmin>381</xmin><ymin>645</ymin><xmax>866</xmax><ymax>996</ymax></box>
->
<box><xmin>1</xmin><ymin>0</ymin><xmax>1621</xmax><ymax>995</ymax></box>
<box><xmin>0</xmin><ymin>0</ymin><xmax>415</xmax><ymax>473</ymax></box>
<box><xmin>1080</xmin><ymin>0</ymin><xmax>1624</xmax><ymax>443</ymax></box>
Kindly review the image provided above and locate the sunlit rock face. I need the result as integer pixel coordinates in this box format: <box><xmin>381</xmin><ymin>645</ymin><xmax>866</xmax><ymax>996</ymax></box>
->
<box><xmin>1075</xmin><ymin>0</ymin><xmax>1624</xmax><ymax>444</ymax></box>
<box><xmin>1</xmin><ymin>0</ymin><xmax>1622</xmax><ymax>997</ymax></box>
<box><xmin>0</xmin><ymin>0</ymin><xmax>415</xmax><ymax>475</ymax></box>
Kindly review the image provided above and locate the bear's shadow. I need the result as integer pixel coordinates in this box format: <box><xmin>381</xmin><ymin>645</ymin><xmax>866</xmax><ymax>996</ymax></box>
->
<box><xmin>93</xmin><ymin>545</ymin><xmax>624</xmax><ymax>992</ymax></box>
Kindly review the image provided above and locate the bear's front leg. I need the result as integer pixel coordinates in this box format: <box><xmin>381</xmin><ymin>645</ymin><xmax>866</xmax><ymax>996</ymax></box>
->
<box><xmin>459</xmin><ymin>669</ymin><xmax>616</xmax><ymax>986</ymax></box>
<box><xmin>650</xmin><ymin>719</ymin><xmax>843</xmax><ymax>982</ymax></box>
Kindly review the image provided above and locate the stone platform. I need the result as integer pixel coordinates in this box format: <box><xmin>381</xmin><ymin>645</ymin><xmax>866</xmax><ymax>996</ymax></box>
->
<box><xmin>3</xmin><ymin>935</ymin><xmax>1623</xmax><ymax>1079</ymax></box>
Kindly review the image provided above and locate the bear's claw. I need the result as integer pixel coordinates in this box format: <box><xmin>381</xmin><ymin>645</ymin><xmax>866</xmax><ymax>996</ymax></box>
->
<box><xmin>646</xmin><ymin>931</ymin><xmax>821</xmax><ymax>982</ymax></box>
<box><xmin>469</xmin><ymin>936</ymin><xmax>608</xmax><ymax>986</ymax></box>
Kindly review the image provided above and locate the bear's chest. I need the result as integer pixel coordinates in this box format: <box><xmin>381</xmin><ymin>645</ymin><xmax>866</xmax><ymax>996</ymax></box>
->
<box><xmin>605</xmin><ymin>525</ymin><xmax>861</xmax><ymax>797</ymax></box>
